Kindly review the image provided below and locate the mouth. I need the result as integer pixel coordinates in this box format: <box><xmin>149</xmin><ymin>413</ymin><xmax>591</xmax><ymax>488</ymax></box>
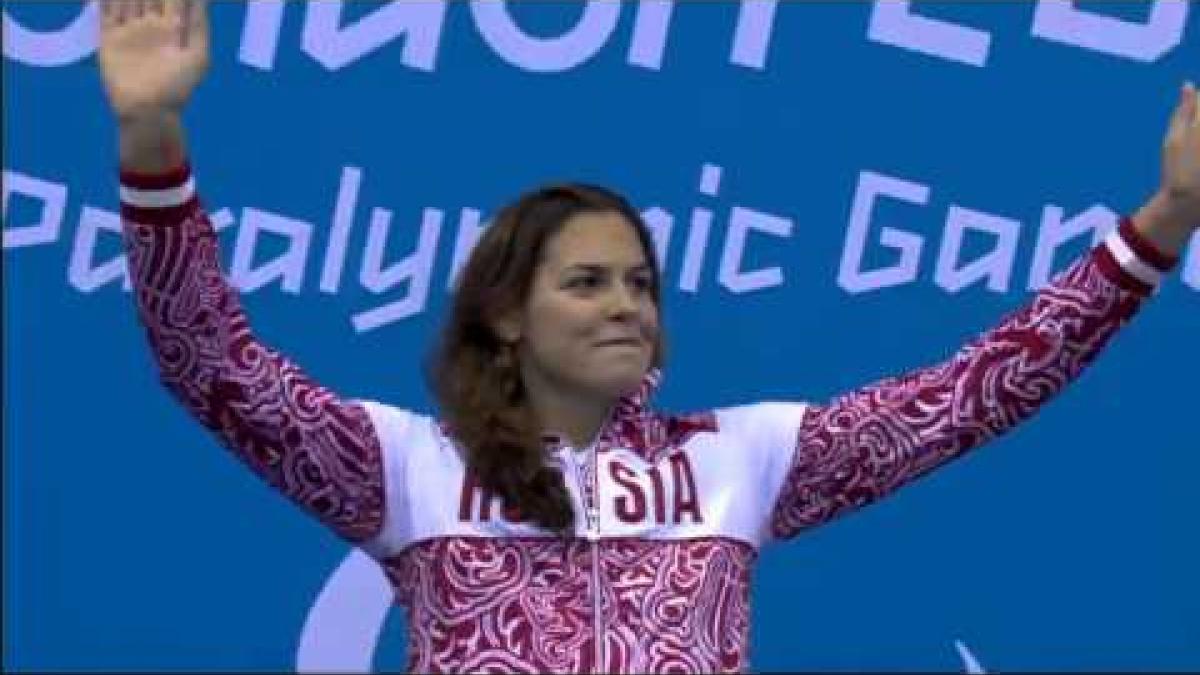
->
<box><xmin>595</xmin><ymin>338</ymin><xmax>643</xmax><ymax>348</ymax></box>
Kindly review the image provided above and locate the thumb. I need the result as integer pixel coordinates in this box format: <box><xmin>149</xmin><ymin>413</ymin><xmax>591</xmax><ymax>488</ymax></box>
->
<box><xmin>1168</xmin><ymin>81</ymin><xmax>1197</xmax><ymax>139</ymax></box>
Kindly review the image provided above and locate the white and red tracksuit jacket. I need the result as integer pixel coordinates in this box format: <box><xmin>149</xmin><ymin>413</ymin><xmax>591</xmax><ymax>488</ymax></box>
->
<box><xmin>119</xmin><ymin>162</ymin><xmax>1177</xmax><ymax>673</ymax></box>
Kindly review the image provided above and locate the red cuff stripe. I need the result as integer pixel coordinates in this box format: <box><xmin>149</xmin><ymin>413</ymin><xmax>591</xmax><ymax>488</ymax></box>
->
<box><xmin>119</xmin><ymin>162</ymin><xmax>192</xmax><ymax>190</ymax></box>
<box><xmin>1118</xmin><ymin>216</ymin><xmax>1178</xmax><ymax>272</ymax></box>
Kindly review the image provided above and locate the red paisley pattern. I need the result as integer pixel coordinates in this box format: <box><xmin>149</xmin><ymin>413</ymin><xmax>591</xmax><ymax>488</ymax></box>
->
<box><xmin>382</xmin><ymin>536</ymin><xmax>755</xmax><ymax>673</ymax></box>
<box><xmin>120</xmin><ymin>167</ymin><xmax>385</xmax><ymax>543</ymax></box>
<box><xmin>121</xmin><ymin>163</ymin><xmax>1169</xmax><ymax>673</ymax></box>
<box><xmin>771</xmin><ymin>240</ymin><xmax>1155</xmax><ymax>539</ymax></box>
<box><xmin>599</xmin><ymin>537</ymin><xmax>754</xmax><ymax>673</ymax></box>
<box><xmin>386</xmin><ymin>537</ymin><xmax>597</xmax><ymax>673</ymax></box>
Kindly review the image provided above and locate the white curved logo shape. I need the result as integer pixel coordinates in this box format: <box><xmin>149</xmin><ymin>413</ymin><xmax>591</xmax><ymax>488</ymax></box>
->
<box><xmin>956</xmin><ymin>639</ymin><xmax>987</xmax><ymax>674</ymax></box>
<box><xmin>296</xmin><ymin>549</ymin><xmax>393</xmax><ymax>673</ymax></box>
<box><xmin>2</xmin><ymin>1</ymin><xmax>98</xmax><ymax>66</ymax></box>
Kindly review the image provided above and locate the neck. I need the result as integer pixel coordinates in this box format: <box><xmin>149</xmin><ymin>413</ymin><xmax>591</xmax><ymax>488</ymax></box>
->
<box><xmin>522</xmin><ymin>378</ymin><xmax>614</xmax><ymax>450</ymax></box>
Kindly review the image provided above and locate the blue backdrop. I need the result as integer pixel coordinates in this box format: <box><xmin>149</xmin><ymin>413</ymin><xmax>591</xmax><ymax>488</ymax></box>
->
<box><xmin>4</xmin><ymin>1</ymin><xmax>1198</xmax><ymax>672</ymax></box>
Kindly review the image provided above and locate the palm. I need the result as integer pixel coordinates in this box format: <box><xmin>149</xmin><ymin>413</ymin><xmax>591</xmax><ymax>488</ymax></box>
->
<box><xmin>98</xmin><ymin>0</ymin><xmax>209</xmax><ymax>119</ymax></box>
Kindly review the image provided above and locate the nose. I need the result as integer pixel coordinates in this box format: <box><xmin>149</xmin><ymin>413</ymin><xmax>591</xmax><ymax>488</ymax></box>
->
<box><xmin>606</xmin><ymin>281</ymin><xmax>639</xmax><ymax>318</ymax></box>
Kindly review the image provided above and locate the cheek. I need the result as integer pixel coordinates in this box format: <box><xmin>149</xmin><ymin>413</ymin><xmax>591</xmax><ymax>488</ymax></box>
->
<box><xmin>641</xmin><ymin>303</ymin><xmax>661</xmax><ymax>334</ymax></box>
<box><xmin>525</xmin><ymin>297</ymin><xmax>596</xmax><ymax>351</ymax></box>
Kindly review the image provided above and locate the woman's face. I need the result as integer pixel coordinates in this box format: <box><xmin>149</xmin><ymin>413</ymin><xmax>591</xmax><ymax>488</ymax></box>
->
<box><xmin>504</xmin><ymin>210</ymin><xmax>660</xmax><ymax>405</ymax></box>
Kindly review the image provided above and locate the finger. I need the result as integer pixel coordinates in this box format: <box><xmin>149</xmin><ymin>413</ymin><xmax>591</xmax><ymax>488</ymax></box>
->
<box><xmin>193</xmin><ymin>0</ymin><xmax>209</xmax><ymax>39</ymax></box>
<box><xmin>99</xmin><ymin>0</ymin><xmax>119</xmax><ymax>28</ymax></box>
<box><xmin>179</xmin><ymin>0</ymin><xmax>208</xmax><ymax>49</ymax></box>
<box><xmin>1189</xmin><ymin>82</ymin><xmax>1200</xmax><ymax>128</ymax></box>
<box><xmin>179</xmin><ymin>0</ymin><xmax>193</xmax><ymax>48</ymax></box>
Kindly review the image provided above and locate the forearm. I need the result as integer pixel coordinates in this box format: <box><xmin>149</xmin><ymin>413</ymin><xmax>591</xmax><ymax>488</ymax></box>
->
<box><xmin>771</xmin><ymin>220</ymin><xmax>1174</xmax><ymax>537</ymax></box>
<box><xmin>120</xmin><ymin>167</ymin><xmax>242</xmax><ymax>427</ymax></box>
<box><xmin>120</xmin><ymin>164</ymin><xmax>386</xmax><ymax>542</ymax></box>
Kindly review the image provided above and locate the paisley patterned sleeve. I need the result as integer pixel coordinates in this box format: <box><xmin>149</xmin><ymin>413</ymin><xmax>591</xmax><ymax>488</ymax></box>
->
<box><xmin>770</xmin><ymin>217</ymin><xmax>1179</xmax><ymax>540</ymax></box>
<box><xmin>119</xmin><ymin>162</ymin><xmax>386</xmax><ymax>543</ymax></box>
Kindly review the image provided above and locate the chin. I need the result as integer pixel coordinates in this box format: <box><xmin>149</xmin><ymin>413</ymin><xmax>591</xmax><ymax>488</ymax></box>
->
<box><xmin>586</xmin><ymin>366</ymin><xmax>649</xmax><ymax>398</ymax></box>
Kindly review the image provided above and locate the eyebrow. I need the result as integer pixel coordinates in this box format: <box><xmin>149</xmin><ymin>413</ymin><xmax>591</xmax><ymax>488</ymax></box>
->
<box><xmin>562</xmin><ymin>263</ymin><xmax>653</xmax><ymax>274</ymax></box>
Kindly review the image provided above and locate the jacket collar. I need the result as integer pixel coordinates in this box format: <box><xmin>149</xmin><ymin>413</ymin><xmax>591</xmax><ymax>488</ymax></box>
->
<box><xmin>541</xmin><ymin>368</ymin><xmax>662</xmax><ymax>454</ymax></box>
<box><xmin>545</xmin><ymin>368</ymin><xmax>716</xmax><ymax>463</ymax></box>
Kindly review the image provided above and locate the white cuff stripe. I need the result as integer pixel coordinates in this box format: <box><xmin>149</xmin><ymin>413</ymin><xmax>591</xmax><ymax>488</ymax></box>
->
<box><xmin>1104</xmin><ymin>228</ymin><xmax>1162</xmax><ymax>286</ymax></box>
<box><xmin>119</xmin><ymin>176</ymin><xmax>195</xmax><ymax>208</ymax></box>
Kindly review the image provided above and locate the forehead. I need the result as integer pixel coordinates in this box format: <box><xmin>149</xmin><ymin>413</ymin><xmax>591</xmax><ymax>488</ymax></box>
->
<box><xmin>541</xmin><ymin>211</ymin><xmax>649</xmax><ymax>269</ymax></box>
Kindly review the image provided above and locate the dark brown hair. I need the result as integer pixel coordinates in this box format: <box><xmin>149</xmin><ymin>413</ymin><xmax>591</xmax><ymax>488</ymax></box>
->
<box><xmin>426</xmin><ymin>183</ymin><xmax>664</xmax><ymax>534</ymax></box>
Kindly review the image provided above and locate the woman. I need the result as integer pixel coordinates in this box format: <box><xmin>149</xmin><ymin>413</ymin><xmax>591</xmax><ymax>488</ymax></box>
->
<box><xmin>99</xmin><ymin>1</ymin><xmax>1199</xmax><ymax>673</ymax></box>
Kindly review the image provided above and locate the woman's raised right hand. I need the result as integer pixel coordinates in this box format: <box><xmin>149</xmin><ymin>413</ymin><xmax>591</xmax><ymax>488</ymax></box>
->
<box><xmin>98</xmin><ymin>0</ymin><xmax>210</xmax><ymax>122</ymax></box>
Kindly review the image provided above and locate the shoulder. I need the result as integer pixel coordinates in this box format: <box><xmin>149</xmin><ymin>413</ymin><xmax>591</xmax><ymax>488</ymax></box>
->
<box><xmin>710</xmin><ymin>401</ymin><xmax>811</xmax><ymax>441</ymax></box>
<box><xmin>638</xmin><ymin>402</ymin><xmax>810</xmax><ymax>459</ymax></box>
<box><xmin>352</xmin><ymin>399</ymin><xmax>422</xmax><ymax>436</ymax></box>
<box><xmin>348</xmin><ymin>400</ymin><xmax>461</xmax><ymax>458</ymax></box>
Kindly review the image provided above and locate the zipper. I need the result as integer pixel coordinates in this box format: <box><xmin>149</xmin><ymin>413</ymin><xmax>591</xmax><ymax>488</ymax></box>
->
<box><xmin>557</xmin><ymin>409</ymin><xmax>617</xmax><ymax>674</ymax></box>
<box><xmin>565</xmin><ymin>439</ymin><xmax>604</xmax><ymax>673</ymax></box>
<box><xmin>589</xmin><ymin>441</ymin><xmax>604</xmax><ymax>673</ymax></box>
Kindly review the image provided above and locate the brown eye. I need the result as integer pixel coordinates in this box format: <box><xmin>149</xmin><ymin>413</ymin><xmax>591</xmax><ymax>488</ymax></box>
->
<box><xmin>566</xmin><ymin>275</ymin><xmax>601</xmax><ymax>290</ymax></box>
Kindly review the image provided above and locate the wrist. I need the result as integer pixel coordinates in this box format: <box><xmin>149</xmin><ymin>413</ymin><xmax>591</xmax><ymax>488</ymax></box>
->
<box><xmin>118</xmin><ymin>110</ymin><xmax>186</xmax><ymax>174</ymax></box>
<box><xmin>1131</xmin><ymin>191</ymin><xmax>1197</xmax><ymax>258</ymax></box>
